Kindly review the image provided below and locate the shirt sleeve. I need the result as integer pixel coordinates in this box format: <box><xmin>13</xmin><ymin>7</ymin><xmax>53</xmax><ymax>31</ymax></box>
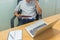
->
<box><xmin>14</xmin><ymin>1</ymin><xmax>21</xmax><ymax>12</ymax></box>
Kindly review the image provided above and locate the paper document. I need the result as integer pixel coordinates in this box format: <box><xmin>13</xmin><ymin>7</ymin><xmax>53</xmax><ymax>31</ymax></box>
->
<box><xmin>8</xmin><ymin>30</ymin><xmax>22</xmax><ymax>40</ymax></box>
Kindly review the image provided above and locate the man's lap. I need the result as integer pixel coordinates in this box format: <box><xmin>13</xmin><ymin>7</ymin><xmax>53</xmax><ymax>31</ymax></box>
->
<box><xmin>17</xmin><ymin>19</ymin><xmax>35</xmax><ymax>26</ymax></box>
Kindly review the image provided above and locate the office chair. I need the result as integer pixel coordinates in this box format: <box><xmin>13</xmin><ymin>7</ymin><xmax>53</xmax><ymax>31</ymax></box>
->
<box><xmin>10</xmin><ymin>0</ymin><xmax>42</xmax><ymax>28</ymax></box>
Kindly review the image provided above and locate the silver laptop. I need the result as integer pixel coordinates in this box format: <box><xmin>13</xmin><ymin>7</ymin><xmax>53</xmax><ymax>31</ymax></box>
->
<box><xmin>25</xmin><ymin>19</ymin><xmax>57</xmax><ymax>38</ymax></box>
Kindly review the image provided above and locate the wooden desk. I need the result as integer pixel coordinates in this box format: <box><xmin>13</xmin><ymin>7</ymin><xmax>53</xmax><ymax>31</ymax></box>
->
<box><xmin>0</xmin><ymin>14</ymin><xmax>60</xmax><ymax>40</ymax></box>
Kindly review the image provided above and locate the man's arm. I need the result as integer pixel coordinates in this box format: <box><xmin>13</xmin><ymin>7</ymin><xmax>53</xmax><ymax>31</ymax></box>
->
<box><xmin>34</xmin><ymin>0</ymin><xmax>42</xmax><ymax>15</ymax></box>
<box><xmin>14</xmin><ymin>11</ymin><xmax>21</xmax><ymax>17</ymax></box>
<box><xmin>14</xmin><ymin>1</ymin><xmax>21</xmax><ymax>17</ymax></box>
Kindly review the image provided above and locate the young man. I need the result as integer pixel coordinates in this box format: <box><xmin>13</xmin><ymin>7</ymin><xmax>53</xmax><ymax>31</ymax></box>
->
<box><xmin>14</xmin><ymin>0</ymin><xmax>42</xmax><ymax>26</ymax></box>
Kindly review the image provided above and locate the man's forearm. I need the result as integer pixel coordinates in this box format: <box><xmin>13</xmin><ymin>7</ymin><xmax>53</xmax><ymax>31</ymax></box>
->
<box><xmin>34</xmin><ymin>0</ymin><xmax>42</xmax><ymax>14</ymax></box>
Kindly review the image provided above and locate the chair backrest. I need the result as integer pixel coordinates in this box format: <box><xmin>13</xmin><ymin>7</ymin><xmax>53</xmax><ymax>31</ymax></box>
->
<box><xmin>17</xmin><ymin>0</ymin><xmax>22</xmax><ymax>4</ymax></box>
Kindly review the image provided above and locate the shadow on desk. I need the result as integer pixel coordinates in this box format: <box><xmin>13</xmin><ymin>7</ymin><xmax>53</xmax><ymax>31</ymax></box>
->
<box><xmin>34</xmin><ymin>28</ymin><xmax>60</xmax><ymax>40</ymax></box>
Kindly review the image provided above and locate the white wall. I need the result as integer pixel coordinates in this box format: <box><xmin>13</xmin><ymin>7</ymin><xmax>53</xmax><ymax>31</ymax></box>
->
<box><xmin>56</xmin><ymin>0</ymin><xmax>60</xmax><ymax>14</ymax></box>
<box><xmin>0</xmin><ymin>0</ymin><xmax>18</xmax><ymax>31</ymax></box>
<box><xmin>39</xmin><ymin>0</ymin><xmax>60</xmax><ymax>18</ymax></box>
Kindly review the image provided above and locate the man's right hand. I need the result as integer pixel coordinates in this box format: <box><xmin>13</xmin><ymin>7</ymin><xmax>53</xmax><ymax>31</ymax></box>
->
<box><xmin>14</xmin><ymin>11</ymin><xmax>32</xmax><ymax>19</ymax></box>
<box><xmin>14</xmin><ymin>11</ymin><xmax>22</xmax><ymax>18</ymax></box>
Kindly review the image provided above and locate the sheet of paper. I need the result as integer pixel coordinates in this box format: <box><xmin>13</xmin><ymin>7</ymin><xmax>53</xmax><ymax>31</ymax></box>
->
<box><xmin>8</xmin><ymin>30</ymin><xmax>22</xmax><ymax>40</ymax></box>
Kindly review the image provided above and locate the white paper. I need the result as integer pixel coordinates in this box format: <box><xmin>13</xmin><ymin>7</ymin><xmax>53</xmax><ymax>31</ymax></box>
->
<box><xmin>8</xmin><ymin>30</ymin><xmax>22</xmax><ymax>40</ymax></box>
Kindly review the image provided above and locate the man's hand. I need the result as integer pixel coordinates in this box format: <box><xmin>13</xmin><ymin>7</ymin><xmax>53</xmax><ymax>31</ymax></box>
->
<box><xmin>34</xmin><ymin>0</ymin><xmax>42</xmax><ymax>15</ymax></box>
<box><xmin>34</xmin><ymin>0</ymin><xmax>38</xmax><ymax>3</ymax></box>
<box><xmin>14</xmin><ymin>11</ymin><xmax>22</xmax><ymax>18</ymax></box>
<box><xmin>14</xmin><ymin>12</ymin><xmax>32</xmax><ymax>19</ymax></box>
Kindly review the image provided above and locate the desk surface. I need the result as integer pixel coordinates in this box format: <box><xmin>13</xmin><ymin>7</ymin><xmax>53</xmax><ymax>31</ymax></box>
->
<box><xmin>0</xmin><ymin>14</ymin><xmax>60</xmax><ymax>40</ymax></box>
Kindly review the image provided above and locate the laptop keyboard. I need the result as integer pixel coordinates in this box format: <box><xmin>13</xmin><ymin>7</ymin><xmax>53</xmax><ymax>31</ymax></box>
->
<box><xmin>30</xmin><ymin>23</ymin><xmax>47</xmax><ymax>35</ymax></box>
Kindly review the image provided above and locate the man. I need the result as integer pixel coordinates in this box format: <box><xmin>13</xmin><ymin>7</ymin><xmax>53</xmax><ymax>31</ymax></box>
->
<box><xmin>14</xmin><ymin>0</ymin><xmax>42</xmax><ymax>26</ymax></box>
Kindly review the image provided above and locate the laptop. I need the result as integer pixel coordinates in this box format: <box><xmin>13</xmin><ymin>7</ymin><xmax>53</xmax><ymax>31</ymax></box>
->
<box><xmin>25</xmin><ymin>19</ymin><xmax>57</xmax><ymax>38</ymax></box>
